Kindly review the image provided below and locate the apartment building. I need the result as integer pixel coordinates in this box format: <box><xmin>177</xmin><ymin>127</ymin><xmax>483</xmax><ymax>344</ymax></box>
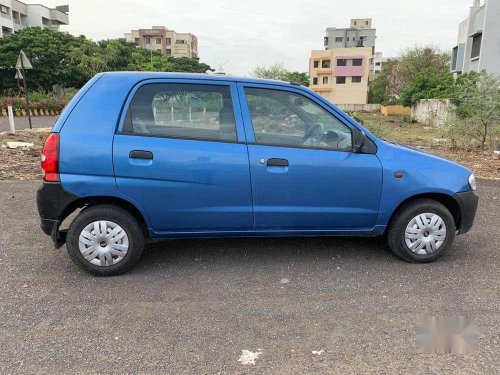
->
<box><xmin>124</xmin><ymin>26</ymin><xmax>198</xmax><ymax>58</ymax></box>
<box><xmin>310</xmin><ymin>19</ymin><xmax>376</xmax><ymax>105</ymax></box>
<box><xmin>371</xmin><ymin>52</ymin><xmax>387</xmax><ymax>77</ymax></box>
<box><xmin>324</xmin><ymin>18</ymin><xmax>376</xmax><ymax>50</ymax></box>
<box><xmin>0</xmin><ymin>1</ymin><xmax>69</xmax><ymax>37</ymax></box>
<box><xmin>451</xmin><ymin>0</ymin><xmax>500</xmax><ymax>75</ymax></box>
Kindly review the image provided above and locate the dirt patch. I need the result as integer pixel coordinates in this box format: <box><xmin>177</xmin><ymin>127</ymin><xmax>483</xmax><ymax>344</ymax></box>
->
<box><xmin>429</xmin><ymin>147</ymin><xmax>500</xmax><ymax>180</ymax></box>
<box><xmin>0</xmin><ymin>130</ymin><xmax>49</xmax><ymax>180</ymax></box>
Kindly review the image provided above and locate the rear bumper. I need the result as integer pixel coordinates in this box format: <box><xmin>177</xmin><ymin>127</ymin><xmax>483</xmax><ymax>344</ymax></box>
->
<box><xmin>454</xmin><ymin>190</ymin><xmax>479</xmax><ymax>235</ymax></box>
<box><xmin>37</xmin><ymin>182</ymin><xmax>79</xmax><ymax>247</ymax></box>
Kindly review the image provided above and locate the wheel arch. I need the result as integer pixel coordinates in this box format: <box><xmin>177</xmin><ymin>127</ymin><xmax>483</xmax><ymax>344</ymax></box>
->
<box><xmin>61</xmin><ymin>196</ymin><xmax>150</xmax><ymax>239</ymax></box>
<box><xmin>385</xmin><ymin>193</ymin><xmax>461</xmax><ymax>234</ymax></box>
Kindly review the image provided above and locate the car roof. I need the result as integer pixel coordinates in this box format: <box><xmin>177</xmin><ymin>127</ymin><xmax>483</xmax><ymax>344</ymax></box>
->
<box><xmin>100</xmin><ymin>71</ymin><xmax>302</xmax><ymax>87</ymax></box>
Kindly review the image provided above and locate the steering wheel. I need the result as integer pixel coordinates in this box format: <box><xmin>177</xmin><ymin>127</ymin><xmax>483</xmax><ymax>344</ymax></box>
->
<box><xmin>303</xmin><ymin>123</ymin><xmax>325</xmax><ymax>146</ymax></box>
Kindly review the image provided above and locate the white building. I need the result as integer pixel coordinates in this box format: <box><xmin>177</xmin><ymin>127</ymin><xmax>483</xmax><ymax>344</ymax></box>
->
<box><xmin>451</xmin><ymin>0</ymin><xmax>500</xmax><ymax>75</ymax></box>
<box><xmin>0</xmin><ymin>1</ymin><xmax>69</xmax><ymax>37</ymax></box>
<box><xmin>371</xmin><ymin>52</ymin><xmax>387</xmax><ymax>79</ymax></box>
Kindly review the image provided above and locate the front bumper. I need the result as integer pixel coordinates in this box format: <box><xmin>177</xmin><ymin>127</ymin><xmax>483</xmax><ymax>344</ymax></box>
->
<box><xmin>454</xmin><ymin>190</ymin><xmax>479</xmax><ymax>235</ymax></box>
<box><xmin>37</xmin><ymin>182</ymin><xmax>79</xmax><ymax>248</ymax></box>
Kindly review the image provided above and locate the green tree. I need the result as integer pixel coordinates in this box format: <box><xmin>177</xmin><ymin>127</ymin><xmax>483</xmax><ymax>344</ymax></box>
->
<box><xmin>449</xmin><ymin>71</ymin><xmax>500</xmax><ymax>150</ymax></box>
<box><xmin>0</xmin><ymin>28</ymin><xmax>214</xmax><ymax>93</ymax></box>
<box><xmin>251</xmin><ymin>63</ymin><xmax>309</xmax><ymax>86</ymax></box>
<box><xmin>368</xmin><ymin>59</ymin><xmax>399</xmax><ymax>104</ymax></box>
<box><xmin>380</xmin><ymin>46</ymin><xmax>450</xmax><ymax>100</ymax></box>
<box><xmin>400</xmin><ymin>69</ymin><xmax>454</xmax><ymax>107</ymax></box>
<box><xmin>0</xmin><ymin>27</ymin><xmax>92</xmax><ymax>91</ymax></box>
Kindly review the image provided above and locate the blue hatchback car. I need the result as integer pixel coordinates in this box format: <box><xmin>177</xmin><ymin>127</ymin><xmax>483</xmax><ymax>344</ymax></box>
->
<box><xmin>37</xmin><ymin>73</ymin><xmax>478</xmax><ymax>275</ymax></box>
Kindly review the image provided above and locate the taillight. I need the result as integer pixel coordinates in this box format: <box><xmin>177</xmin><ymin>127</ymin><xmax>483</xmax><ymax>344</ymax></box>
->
<box><xmin>41</xmin><ymin>133</ymin><xmax>60</xmax><ymax>182</ymax></box>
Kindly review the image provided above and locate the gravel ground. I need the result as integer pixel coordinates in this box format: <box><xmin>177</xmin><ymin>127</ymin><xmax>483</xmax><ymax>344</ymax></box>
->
<box><xmin>0</xmin><ymin>180</ymin><xmax>499</xmax><ymax>374</ymax></box>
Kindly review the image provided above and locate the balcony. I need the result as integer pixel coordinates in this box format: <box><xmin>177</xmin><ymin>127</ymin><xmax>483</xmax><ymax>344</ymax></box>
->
<box><xmin>316</xmin><ymin>68</ymin><xmax>332</xmax><ymax>74</ymax></box>
<box><xmin>310</xmin><ymin>85</ymin><xmax>331</xmax><ymax>93</ymax></box>
<box><xmin>11</xmin><ymin>0</ymin><xmax>28</xmax><ymax>16</ymax></box>
<box><xmin>50</xmin><ymin>9</ymin><xmax>69</xmax><ymax>25</ymax></box>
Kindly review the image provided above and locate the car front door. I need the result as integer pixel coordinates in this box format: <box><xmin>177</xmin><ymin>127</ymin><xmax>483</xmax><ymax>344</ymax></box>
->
<box><xmin>238</xmin><ymin>84</ymin><xmax>383</xmax><ymax>232</ymax></box>
<box><xmin>113</xmin><ymin>80</ymin><xmax>253</xmax><ymax>235</ymax></box>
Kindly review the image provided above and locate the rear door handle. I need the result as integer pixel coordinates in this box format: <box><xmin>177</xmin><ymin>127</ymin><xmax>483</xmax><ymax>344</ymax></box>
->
<box><xmin>267</xmin><ymin>158</ymin><xmax>289</xmax><ymax>167</ymax></box>
<box><xmin>129</xmin><ymin>150</ymin><xmax>153</xmax><ymax>160</ymax></box>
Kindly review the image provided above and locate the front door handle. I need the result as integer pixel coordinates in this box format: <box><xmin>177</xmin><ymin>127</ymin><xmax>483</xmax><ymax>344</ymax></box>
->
<box><xmin>129</xmin><ymin>150</ymin><xmax>153</xmax><ymax>160</ymax></box>
<box><xmin>267</xmin><ymin>158</ymin><xmax>289</xmax><ymax>167</ymax></box>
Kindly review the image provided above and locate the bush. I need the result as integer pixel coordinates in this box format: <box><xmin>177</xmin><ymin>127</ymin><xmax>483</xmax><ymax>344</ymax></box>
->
<box><xmin>446</xmin><ymin>72</ymin><xmax>500</xmax><ymax>150</ymax></box>
<box><xmin>0</xmin><ymin>89</ymin><xmax>77</xmax><ymax>112</ymax></box>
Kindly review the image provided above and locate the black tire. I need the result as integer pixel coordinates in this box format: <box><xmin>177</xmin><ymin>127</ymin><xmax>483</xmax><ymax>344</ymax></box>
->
<box><xmin>387</xmin><ymin>199</ymin><xmax>456</xmax><ymax>263</ymax></box>
<box><xmin>66</xmin><ymin>205</ymin><xmax>145</xmax><ymax>276</ymax></box>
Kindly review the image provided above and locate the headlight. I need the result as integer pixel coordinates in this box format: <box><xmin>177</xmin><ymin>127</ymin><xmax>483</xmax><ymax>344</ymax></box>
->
<box><xmin>468</xmin><ymin>173</ymin><xmax>477</xmax><ymax>191</ymax></box>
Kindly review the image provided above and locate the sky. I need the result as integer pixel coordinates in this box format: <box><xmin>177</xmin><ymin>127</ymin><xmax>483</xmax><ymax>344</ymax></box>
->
<box><xmin>27</xmin><ymin>0</ymin><xmax>474</xmax><ymax>75</ymax></box>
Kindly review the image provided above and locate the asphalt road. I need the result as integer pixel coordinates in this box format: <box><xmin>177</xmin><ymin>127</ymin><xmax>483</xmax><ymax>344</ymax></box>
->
<box><xmin>0</xmin><ymin>180</ymin><xmax>499</xmax><ymax>374</ymax></box>
<box><xmin>0</xmin><ymin>116</ymin><xmax>57</xmax><ymax>131</ymax></box>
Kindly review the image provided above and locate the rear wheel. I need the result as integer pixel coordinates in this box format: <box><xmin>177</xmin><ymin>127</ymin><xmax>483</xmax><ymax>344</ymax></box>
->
<box><xmin>387</xmin><ymin>199</ymin><xmax>456</xmax><ymax>263</ymax></box>
<box><xmin>66</xmin><ymin>205</ymin><xmax>145</xmax><ymax>276</ymax></box>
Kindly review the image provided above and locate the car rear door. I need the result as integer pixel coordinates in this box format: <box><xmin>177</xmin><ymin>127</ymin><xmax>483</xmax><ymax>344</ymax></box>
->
<box><xmin>238</xmin><ymin>83</ymin><xmax>383</xmax><ymax>232</ymax></box>
<box><xmin>113</xmin><ymin>79</ymin><xmax>253</xmax><ymax>235</ymax></box>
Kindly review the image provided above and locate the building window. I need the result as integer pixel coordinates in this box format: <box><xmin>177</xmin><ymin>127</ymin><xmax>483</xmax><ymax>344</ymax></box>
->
<box><xmin>354</xmin><ymin>21</ymin><xmax>357</xmax><ymax>26</ymax></box>
<box><xmin>352</xmin><ymin>58</ymin><xmax>363</xmax><ymax>66</ymax></box>
<box><xmin>337</xmin><ymin>59</ymin><xmax>347</xmax><ymax>67</ymax></box>
<box><xmin>451</xmin><ymin>46</ymin><xmax>458</xmax><ymax>71</ymax></box>
<box><xmin>324</xmin><ymin>37</ymin><xmax>329</xmax><ymax>46</ymax></box>
<box><xmin>375</xmin><ymin>62</ymin><xmax>381</xmax><ymax>66</ymax></box>
<box><xmin>322</xmin><ymin>60</ymin><xmax>331</xmax><ymax>68</ymax></box>
<box><xmin>134</xmin><ymin>38</ymin><xmax>140</xmax><ymax>44</ymax></box>
<box><xmin>176</xmin><ymin>40</ymin><xmax>186</xmax><ymax>44</ymax></box>
<box><xmin>145</xmin><ymin>37</ymin><xmax>151</xmax><ymax>44</ymax></box>
<box><xmin>346</xmin><ymin>37</ymin><xmax>350</xmax><ymax>42</ymax></box>
<box><xmin>0</xmin><ymin>5</ymin><xmax>9</xmax><ymax>15</ymax></box>
<box><xmin>336</xmin><ymin>77</ymin><xmax>346</xmax><ymax>84</ymax></box>
<box><xmin>335</xmin><ymin>37</ymin><xmax>343</xmax><ymax>43</ymax></box>
<box><xmin>366</xmin><ymin>21</ymin><xmax>369</xmax><ymax>25</ymax></box>
<box><xmin>471</xmin><ymin>33</ymin><xmax>482</xmax><ymax>59</ymax></box>
<box><xmin>313</xmin><ymin>61</ymin><xmax>319</xmax><ymax>68</ymax></box>
<box><xmin>323</xmin><ymin>77</ymin><xmax>329</xmax><ymax>84</ymax></box>
<box><xmin>312</xmin><ymin>77</ymin><xmax>318</xmax><ymax>85</ymax></box>
<box><xmin>156</xmin><ymin>37</ymin><xmax>162</xmax><ymax>44</ymax></box>
<box><xmin>166</xmin><ymin>49</ymin><xmax>172</xmax><ymax>56</ymax></box>
<box><xmin>352</xmin><ymin>76</ymin><xmax>362</xmax><ymax>83</ymax></box>
<box><xmin>166</xmin><ymin>38</ymin><xmax>172</xmax><ymax>45</ymax></box>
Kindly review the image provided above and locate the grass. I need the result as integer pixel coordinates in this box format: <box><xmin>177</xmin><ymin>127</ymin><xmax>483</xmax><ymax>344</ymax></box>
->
<box><xmin>354</xmin><ymin>113</ymin><xmax>447</xmax><ymax>147</ymax></box>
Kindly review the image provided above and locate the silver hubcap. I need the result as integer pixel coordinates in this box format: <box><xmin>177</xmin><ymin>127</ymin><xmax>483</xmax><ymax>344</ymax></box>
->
<box><xmin>78</xmin><ymin>221</ymin><xmax>129</xmax><ymax>267</ymax></box>
<box><xmin>405</xmin><ymin>213</ymin><xmax>447</xmax><ymax>255</ymax></box>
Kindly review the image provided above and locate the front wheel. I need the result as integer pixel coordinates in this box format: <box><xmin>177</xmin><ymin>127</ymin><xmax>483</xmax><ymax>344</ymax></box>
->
<box><xmin>66</xmin><ymin>205</ymin><xmax>145</xmax><ymax>276</ymax></box>
<box><xmin>387</xmin><ymin>199</ymin><xmax>456</xmax><ymax>263</ymax></box>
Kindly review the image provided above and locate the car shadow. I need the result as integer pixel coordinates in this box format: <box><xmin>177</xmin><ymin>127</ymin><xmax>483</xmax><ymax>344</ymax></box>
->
<box><xmin>136</xmin><ymin>235</ymin><xmax>393</xmax><ymax>272</ymax></box>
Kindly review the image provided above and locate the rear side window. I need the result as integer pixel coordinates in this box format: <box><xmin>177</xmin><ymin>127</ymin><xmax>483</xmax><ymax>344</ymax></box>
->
<box><xmin>123</xmin><ymin>83</ymin><xmax>237</xmax><ymax>142</ymax></box>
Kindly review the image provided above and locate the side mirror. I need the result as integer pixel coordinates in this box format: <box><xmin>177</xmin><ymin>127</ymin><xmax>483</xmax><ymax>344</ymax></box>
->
<box><xmin>353</xmin><ymin>129</ymin><xmax>366</xmax><ymax>153</ymax></box>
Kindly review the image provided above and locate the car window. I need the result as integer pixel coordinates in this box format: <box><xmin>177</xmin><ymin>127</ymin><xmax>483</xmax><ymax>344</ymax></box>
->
<box><xmin>244</xmin><ymin>87</ymin><xmax>352</xmax><ymax>151</ymax></box>
<box><xmin>124</xmin><ymin>83</ymin><xmax>237</xmax><ymax>142</ymax></box>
